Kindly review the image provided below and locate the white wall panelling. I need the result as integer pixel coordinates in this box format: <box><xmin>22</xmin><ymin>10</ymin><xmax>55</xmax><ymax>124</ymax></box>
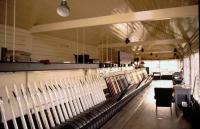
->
<box><xmin>0</xmin><ymin>24</ymin><xmax>99</xmax><ymax>62</ymax></box>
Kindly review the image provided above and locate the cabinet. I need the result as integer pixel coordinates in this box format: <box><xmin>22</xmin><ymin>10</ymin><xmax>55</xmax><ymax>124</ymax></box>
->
<box><xmin>174</xmin><ymin>84</ymin><xmax>191</xmax><ymax>108</ymax></box>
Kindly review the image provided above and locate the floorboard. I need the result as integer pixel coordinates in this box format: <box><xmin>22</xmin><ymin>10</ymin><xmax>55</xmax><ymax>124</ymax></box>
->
<box><xmin>101</xmin><ymin>80</ymin><xmax>191</xmax><ymax>129</ymax></box>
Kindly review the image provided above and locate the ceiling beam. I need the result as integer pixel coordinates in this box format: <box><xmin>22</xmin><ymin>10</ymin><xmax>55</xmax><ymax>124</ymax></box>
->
<box><xmin>135</xmin><ymin>51</ymin><xmax>174</xmax><ymax>54</ymax></box>
<box><xmin>99</xmin><ymin>39</ymin><xmax>185</xmax><ymax>48</ymax></box>
<box><xmin>31</xmin><ymin>5</ymin><xmax>198</xmax><ymax>33</ymax></box>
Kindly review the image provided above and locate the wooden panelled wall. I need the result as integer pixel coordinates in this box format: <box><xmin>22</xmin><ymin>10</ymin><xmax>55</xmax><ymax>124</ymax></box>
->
<box><xmin>0</xmin><ymin>24</ymin><xmax>99</xmax><ymax>62</ymax></box>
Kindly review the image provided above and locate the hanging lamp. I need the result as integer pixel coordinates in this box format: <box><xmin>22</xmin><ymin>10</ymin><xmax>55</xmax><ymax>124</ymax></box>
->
<box><xmin>125</xmin><ymin>23</ymin><xmax>130</xmax><ymax>44</ymax></box>
<box><xmin>141</xmin><ymin>48</ymin><xmax>144</xmax><ymax>52</ymax></box>
<box><xmin>57</xmin><ymin>0</ymin><xmax>70</xmax><ymax>17</ymax></box>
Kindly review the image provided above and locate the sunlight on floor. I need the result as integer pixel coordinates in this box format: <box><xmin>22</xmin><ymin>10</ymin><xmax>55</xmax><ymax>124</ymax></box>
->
<box><xmin>102</xmin><ymin>80</ymin><xmax>191</xmax><ymax>129</ymax></box>
<box><xmin>145</xmin><ymin>80</ymin><xmax>173</xmax><ymax>106</ymax></box>
<box><xmin>144</xmin><ymin>80</ymin><xmax>174</xmax><ymax>119</ymax></box>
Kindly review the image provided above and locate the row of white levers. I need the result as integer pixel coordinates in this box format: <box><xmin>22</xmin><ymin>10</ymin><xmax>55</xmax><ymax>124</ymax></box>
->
<box><xmin>0</xmin><ymin>75</ymin><xmax>107</xmax><ymax>129</ymax></box>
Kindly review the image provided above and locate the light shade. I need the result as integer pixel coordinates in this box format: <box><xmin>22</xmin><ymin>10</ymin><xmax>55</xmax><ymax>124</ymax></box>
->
<box><xmin>57</xmin><ymin>0</ymin><xmax>70</xmax><ymax>17</ymax></box>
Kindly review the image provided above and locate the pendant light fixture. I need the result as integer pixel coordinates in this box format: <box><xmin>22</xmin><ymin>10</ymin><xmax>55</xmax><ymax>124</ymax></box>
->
<box><xmin>174</xmin><ymin>48</ymin><xmax>177</xmax><ymax>53</ymax></box>
<box><xmin>141</xmin><ymin>48</ymin><xmax>144</xmax><ymax>52</ymax></box>
<box><xmin>125</xmin><ymin>23</ymin><xmax>130</xmax><ymax>44</ymax></box>
<box><xmin>57</xmin><ymin>0</ymin><xmax>70</xmax><ymax>17</ymax></box>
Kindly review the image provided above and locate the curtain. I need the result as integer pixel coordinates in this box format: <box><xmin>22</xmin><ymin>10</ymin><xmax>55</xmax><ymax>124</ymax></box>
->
<box><xmin>191</xmin><ymin>52</ymin><xmax>200</xmax><ymax>103</ymax></box>
<box><xmin>183</xmin><ymin>57</ymin><xmax>190</xmax><ymax>84</ymax></box>
<box><xmin>183</xmin><ymin>52</ymin><xmax>199</xmax><ymax>86</ymax></box>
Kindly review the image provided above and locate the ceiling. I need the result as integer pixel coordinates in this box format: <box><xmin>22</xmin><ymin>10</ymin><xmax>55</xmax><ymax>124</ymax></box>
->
<box><xmin>0</xmin><ymin>0</ymin><xmax>199</xmax><ymax>59</ymax></box>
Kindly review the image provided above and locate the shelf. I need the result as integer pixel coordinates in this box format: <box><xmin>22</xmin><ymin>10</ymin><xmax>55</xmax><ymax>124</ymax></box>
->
<box><xmin>0</xmin><ymin>62</ymin><xmax>99</xmax><ymax>72</ymax></box>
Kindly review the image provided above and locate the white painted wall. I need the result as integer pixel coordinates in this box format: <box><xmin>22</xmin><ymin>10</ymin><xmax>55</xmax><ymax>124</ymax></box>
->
<box><xmin>0</xmin><ymin>24</ymin><xmax>98</xmax><ymax>62</ymax></box>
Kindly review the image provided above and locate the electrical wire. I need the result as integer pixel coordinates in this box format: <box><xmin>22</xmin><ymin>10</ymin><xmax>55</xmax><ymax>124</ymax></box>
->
<box><xmin>84</xmin><ymin>28</ymin><xmax>86</xmax><ymax>64</ymax></box>
<box><xmin>4</xmin><ymin>0</ymin><xmax>7</xmax><ymax>48</ymax></box>
<box><xmin>101</xmin><ymin>38</ymin><xmax>103</xmax><ymax>63</ymax></box>
<box><xmin>76</xmin><ymin>29</ymin><xmax>79</xmax><ymax>64</ymax></box>
<box><xmin>13</xmin><ymin>0</ymin><xmax>16</xmax><ymax>62</ymax></box>
<box><xmin>106</xmin><ymin>34</ymin><xmax>108</xmax><ymax>62</ymax></box>
<box><xmin>127</xmin><ymin>23</ymin><xmax>129</xmax><ymax>38</ymax></box>
<box><xmin>110</xmin><ymin>35</ymin><xmax>112</xmax><ymax>64</ymax></box>
<box><xmin>82</xmin><ymin>28</ymin><xmax>86</xmax><ymax>64</ymax></box>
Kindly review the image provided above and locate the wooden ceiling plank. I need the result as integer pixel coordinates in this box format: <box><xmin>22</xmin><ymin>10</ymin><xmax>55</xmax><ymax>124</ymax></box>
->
<box><xmin>30</xmin><ymin>5</ymin><xmax>198</xmax><ymax>33</ymax></box>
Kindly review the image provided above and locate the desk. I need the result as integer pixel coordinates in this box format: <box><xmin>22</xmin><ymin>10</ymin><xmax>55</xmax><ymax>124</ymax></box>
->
<box><xmin>174</xmin><ymin>84</ymin><xmax>191</xmax><ymax>108</ymax></box>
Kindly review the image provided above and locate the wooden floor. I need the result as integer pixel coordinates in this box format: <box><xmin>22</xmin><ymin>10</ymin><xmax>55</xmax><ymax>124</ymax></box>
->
<box><xmin>101</xmin><ymin>80</ymin><xmax>191</xmax><ymax>129</ymax></box>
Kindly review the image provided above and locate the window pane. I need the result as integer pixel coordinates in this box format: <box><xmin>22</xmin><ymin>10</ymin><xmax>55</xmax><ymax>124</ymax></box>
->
<box><xmin>144</xmin><ymin>60</ymin><xmax>179</xmax><ymax>75</ymax></box>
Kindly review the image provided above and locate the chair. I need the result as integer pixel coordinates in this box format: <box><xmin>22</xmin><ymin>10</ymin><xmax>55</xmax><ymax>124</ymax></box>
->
<box><xmin>154</xmin><ymin>88</ymin><xmax>173</xmax><ymax>116</ymax></box>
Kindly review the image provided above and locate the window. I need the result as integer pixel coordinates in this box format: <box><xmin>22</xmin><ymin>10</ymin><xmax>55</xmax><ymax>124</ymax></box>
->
<box><xmin>144</xmin><ymin>60</ymin><xmax>179</xmax><ymax>75</ymax></box>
